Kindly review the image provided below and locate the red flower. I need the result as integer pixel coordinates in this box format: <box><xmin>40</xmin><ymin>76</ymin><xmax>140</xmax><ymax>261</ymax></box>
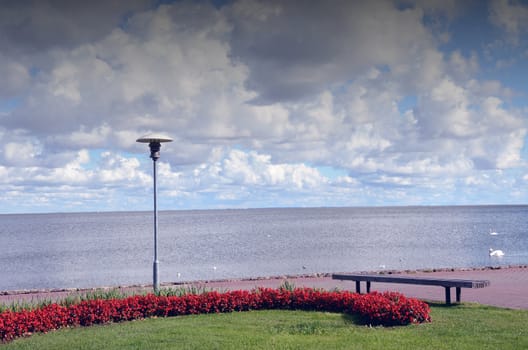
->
<box><xmin>0</xmin><ymin>288</ymin><xmax>430</xmax><ymax>343</ymax></box>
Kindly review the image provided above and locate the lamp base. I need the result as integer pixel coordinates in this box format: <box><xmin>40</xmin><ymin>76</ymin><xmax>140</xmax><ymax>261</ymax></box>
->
<box><xmin>153</xmin><ymin>260</ymin><xmax>159</xmax><ymax>293</ymax></box>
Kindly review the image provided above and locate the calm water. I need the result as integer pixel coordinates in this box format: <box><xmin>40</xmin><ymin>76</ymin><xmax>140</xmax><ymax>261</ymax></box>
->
<box><xmin>1</xmin><ymin>206</ymin><xmax>527</xmax><ymax>291</ymax></box>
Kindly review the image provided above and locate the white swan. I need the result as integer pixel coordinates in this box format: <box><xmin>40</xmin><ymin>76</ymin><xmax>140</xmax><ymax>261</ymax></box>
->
<box><xmin>489</xmin><ymin>229</ymin><xmax>498</xmax><ymax>236</ymax></box>
<box><xmin>489</xmin><ymin>248</ymin><xmax>504</xmax><ymax>257</ymax></box>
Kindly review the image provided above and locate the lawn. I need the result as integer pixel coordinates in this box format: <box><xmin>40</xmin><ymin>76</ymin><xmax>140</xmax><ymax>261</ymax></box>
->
<box><xmin>3</xmin><ymin>303</ymin><xmax>527</xmax><ymax>350</ymax></box>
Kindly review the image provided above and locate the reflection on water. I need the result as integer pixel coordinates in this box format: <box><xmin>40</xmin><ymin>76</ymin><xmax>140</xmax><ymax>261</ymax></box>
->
<box><xmin>0</xmin><ymin>205</ymin><xmax>526</xmax><ymax>291</ymax></box>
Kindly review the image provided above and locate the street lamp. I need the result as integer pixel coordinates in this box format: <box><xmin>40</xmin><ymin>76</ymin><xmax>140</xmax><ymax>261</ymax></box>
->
<box><xmin>136</xmin><ymin>133</ymin><xmax>173</xmax><ymax>293</ymax></box>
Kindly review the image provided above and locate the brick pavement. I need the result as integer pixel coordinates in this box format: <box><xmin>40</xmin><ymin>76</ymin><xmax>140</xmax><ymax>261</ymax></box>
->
<box><xmin>193</xmin><ymin>266</ymin><xmax>528</xmax><ymax>309</ymax></box>
<box><xmin>1</xmin><ymin>266</ymin><xmax>527</xmax><ymax>310</ymax></box>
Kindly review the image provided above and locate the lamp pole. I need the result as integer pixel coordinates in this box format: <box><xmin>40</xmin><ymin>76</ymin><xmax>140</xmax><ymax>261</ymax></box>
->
<box><xmin>136</xmin><ymin>133</ymin><xmax>173</xmax><ymax>293</ymax></box>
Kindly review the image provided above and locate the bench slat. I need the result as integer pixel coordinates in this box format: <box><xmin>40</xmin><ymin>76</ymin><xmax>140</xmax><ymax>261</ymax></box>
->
<box><xmin>332</xmin><ymin>273</ymin><xmax>490</xmax><ymax>288</ymax></box>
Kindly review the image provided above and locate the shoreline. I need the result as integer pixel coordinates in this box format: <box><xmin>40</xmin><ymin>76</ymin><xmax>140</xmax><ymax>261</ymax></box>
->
<box><xmin>2</xmin><ymin>264</ymin><xmax>526</xmax><ymax>298</ymax></box>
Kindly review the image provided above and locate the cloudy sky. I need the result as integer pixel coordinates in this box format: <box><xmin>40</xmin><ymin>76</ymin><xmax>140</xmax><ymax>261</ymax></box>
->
<box><xmin>0</xmin><ymin>0</ymin><xmax>527</xmax><ymax>214</ymax></box>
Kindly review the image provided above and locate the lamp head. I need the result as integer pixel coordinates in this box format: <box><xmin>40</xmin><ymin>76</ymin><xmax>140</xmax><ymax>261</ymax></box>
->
<box><xmin>137</xmin><ymin>133</ymin><xmax>173</xmax><ymax>161</ymax></box>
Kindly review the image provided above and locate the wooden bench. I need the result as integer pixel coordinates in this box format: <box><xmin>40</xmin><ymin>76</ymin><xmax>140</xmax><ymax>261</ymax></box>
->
<box><xmin>332</xmin><ymin>273</ymin><xmax>490</xmax><ymax>304</ymax></box>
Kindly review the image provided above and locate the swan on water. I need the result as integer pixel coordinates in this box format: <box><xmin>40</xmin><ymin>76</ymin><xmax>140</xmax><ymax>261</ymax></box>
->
<box><xmin>489</xmin><ymin>248</ymin><xmax>504</xmax><ymax>257</ymax></box>
<box><xmin>489</xmin><ymin>229</ymin><xmax>498</xmax><ymax>236</ymax></box>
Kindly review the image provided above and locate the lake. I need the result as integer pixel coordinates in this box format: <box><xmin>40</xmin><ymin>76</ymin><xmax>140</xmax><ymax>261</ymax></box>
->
<box><xmin>1</xmin><ymin>205</ymin><xmax>526</xmax><ymax>291</ymax></box>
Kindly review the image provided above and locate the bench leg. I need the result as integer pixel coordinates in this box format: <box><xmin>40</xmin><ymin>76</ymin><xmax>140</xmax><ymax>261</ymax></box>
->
<box><xmin>355</xmin><ymin>281</ymin><xmax>361</xmax><ymax>294</ymax></box>
<box><xmin>456</xmin><ymin>287</ymin><xmax>461</xmax><ymax>303</ymax></box>
<box><xmin>445</xmin><ymin>287</ymin><xmax>451</xmax><ymax>305</ymax></box>
<box><xmin>366</xmin><ymin>281</ymin><xmax>371</xmax><ymax>293</ymax></box>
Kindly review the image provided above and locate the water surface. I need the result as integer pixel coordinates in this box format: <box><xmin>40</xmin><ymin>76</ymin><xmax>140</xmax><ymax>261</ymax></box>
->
<box><xmin>1</xmin><ymin>206</ymin><xmax>526</xmax><ymax>291</ymax></box>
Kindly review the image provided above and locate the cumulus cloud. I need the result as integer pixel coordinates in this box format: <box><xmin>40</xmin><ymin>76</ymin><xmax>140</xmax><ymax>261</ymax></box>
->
<box><xmin>0</xmin><ymin>0</ymin><xmax>526</xmax><ymax>212</ymax></box>
<box><xmin>0</xmin><ymin>56</ymin><xmax>31</xmax><ymax>97</ymax></box>
<box><xmin>0</xmin><ymin>0</ymin><xmax>153</xmax><ymax>54</ymax></box>
<box><xmin>489</xmin><ymin>0</ymin><xmax>528</xmax><ymax>44</ymax></box>
<box><xmin>227</xmin><ymin>0</ymin><xmax>437</xmax><ymax>103</ymax></box>
<box><xmin>3</xmin><ymin>140</ymin><xmax>41</xmax><ymax>166</ymax></box>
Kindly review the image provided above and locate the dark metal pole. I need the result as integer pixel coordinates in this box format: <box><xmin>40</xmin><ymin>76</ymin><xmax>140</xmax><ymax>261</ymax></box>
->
<box><xmin>137</xmin><ymin>135</ymin><xmax>172</xmax><ymax>294</ymax></box>
<box><xmin>152</xmin><ymin>156</ymin><xmax>159</xmax><ymax>293</ymax></box>
<box><xmin>149</xmin><ymin>141</ymin><xmax>161</xmax><ymax>293</ymax></box>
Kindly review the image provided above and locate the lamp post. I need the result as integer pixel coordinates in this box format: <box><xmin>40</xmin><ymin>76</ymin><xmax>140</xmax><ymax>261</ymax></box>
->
<box><xmin>136</xmin><ymin>133</ymin><xmax>173</xmax><ymax>293</ymax></box>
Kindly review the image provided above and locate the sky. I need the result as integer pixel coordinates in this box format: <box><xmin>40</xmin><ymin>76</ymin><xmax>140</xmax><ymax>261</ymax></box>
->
<box><xmin>0</xmin><ymin>0</ymin><xmax>527</xmax><ymax>214</ymax></box>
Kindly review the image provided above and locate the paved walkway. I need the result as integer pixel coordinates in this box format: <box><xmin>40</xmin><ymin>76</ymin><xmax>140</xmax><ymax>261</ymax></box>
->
<box><xmin>2</xmin><ymin>266</ymin><xmax>527</xmax><ymax>310</ymax></box>
<box><xmin>195</xmin><ymin>266</ymin><xmax>528</xmax><ymax>310</ymax></box>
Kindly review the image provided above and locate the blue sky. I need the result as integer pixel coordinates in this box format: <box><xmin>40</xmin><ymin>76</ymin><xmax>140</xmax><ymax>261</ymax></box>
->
<box><xmin>0</xmin><ymin>0</ymin><xmax>527</xmax><ymax>214</ymax></box>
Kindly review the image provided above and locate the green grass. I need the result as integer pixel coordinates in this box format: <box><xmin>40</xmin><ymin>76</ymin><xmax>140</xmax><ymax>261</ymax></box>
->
<box><xmin>3</xmin><ymin>303</ymin><xmax>527</xmax><ymax>350</ymax></box>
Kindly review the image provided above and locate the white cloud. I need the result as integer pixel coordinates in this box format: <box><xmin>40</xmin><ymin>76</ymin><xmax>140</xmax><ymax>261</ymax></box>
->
<box><xmin>98</xmin><ymin>152</ymin><xmax>151</xmax><ymax>186</ymax></box>
<box><xmin>0</xmin><ymin>56</ymin><xmax>31</xmax><ymax>97</ymax></box>
<box><xmin>0</xmin><ymin>165</ymin><xmax>8</xmax><ymax>183</ymax></box>
<box><xmin>420</xmin><ymin>78</ymin><xmax>475</xmax><ymax>138</ymax></box>
<box><xmin>495</xmin><ymin>130</ymin><xmax>526</xmax><ymax>169</ymax></box>
<box><xmin>50</xmin><ymin>124</ymin><xmax>112</xmax><ymax>149</ymax></box>
<box><xmin>3</xmin><ymin>140</ymin><xmax>41</xmax><ymax>166</ymax></box>
<box><xmin>195</xmin><ymin>148</ymin><xmax>329</xmax><ymax>190</ymax></box>
<box><xmin>0</xmin><ymin>0</ymin><xmax>152</xmax><ymax>53</ymax></box>
<box><xmin>448</xmin><ymin>50</ymin><xmax>479</xmax><ymax>79</ymax></box>
<box><xmin>489</xmin><ymin>0</ymin><xmax>528</xmax><ymax>44</ymax></box>
<box><xmin>5</xmin><ymin>2</ymin><xmax>249</xmax><ymax>147</ymax></box>
<box><xmin>0</xmin><ymin>0</ymin><xmax>527</xmax><ymax>212</ymax></box>
<box><xmin>228</xmin><ymin>0</ymin><xmax>437</xmax><ymax>103</ymax></box>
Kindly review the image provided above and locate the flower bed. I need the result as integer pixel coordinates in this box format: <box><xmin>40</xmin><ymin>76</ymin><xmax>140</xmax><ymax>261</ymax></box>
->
<box><xmin>0</xmin><ymin>288</ymin><xmax>430</xmax><ymax>342</ymax></box>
